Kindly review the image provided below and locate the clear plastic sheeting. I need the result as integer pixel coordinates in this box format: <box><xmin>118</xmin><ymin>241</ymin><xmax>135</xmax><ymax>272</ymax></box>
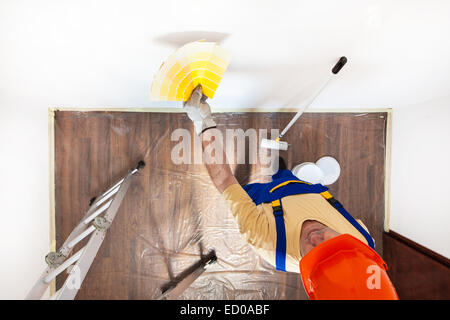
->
<box><xmin>53</xmin><ymin>110</ymin><xmax>387</xmax><ymax>300</ymax></box>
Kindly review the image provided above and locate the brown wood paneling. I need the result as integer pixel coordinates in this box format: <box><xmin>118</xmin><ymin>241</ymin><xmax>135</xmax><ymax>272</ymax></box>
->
<box><xmin>383</xmin><ymin>231</ymin><xmax>450</xmax><ymax>299</ymax></box>
<box><xmin>54</xmin><ymin>111</ymin><xmax>387</xmax><ymax>299</ymax></box>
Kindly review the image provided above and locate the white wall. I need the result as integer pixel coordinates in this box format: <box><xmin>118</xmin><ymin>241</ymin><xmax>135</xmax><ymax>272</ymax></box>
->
<box><xmin>0</xmin><ymin>0</ymin><xmax>449</xmax><ymax>299</ymax></box>
<box><xmin>390</xmin><ymin>95</ymin><xmax>450</xmax><ymax>258</ymax></box>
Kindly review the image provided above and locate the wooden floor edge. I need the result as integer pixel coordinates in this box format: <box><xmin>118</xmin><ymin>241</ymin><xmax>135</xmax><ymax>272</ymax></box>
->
<box><xmin>52</xmin><ymin>107</ymin><xmax>393</xmax><ymax>113</ymax></box>
<box><xmin>48</xmin><ymin>108</ymin><xmax>56</xmax><ymax>296</ymax></box>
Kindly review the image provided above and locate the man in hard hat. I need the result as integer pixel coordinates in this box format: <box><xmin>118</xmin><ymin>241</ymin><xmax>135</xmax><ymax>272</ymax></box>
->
<box><xmin>184</xmin><ymin>86</ymin><xmax>398</xmax><ymax>299</ymax></box>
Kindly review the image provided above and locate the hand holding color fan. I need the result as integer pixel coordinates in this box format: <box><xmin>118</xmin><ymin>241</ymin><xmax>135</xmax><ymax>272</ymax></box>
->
<box><xmin>150</xmin><ymin>41</ymin><xmax>231</xmax><ymax>101</ymax></box>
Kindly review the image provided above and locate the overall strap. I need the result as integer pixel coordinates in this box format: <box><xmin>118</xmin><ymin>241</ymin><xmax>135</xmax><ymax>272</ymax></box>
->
<box><xmin>320</xmin><ymin>191</ymin><xmax>376</xmax><ymax>250</ymax></box>
<box><xmin>271</xmin><ymin>199</ymin><xmax>286</xmax><ymax>271</ymax></box>
<box><xmin>243</xmin><ymin>170</ymin><xmax>328</xmax><ymax>206</ymax></box>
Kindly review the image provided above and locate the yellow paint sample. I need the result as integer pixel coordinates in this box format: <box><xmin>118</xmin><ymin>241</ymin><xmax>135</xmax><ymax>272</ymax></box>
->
<box><xmin>150</xmin><ymin>41</ymin><xmax>231</xmax><ymax>101</ymax></box>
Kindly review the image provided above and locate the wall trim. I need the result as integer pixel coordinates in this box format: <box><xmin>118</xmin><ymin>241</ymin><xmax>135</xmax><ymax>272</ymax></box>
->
<box><xmin>48</xmin><ymin>108</ymin><xmax>56</xmax><ymax>296</ymax></box>
<box><xmin>384</xmin><ymin>109</ymin><xmax>393</xmax><ymax>232</ymax></box>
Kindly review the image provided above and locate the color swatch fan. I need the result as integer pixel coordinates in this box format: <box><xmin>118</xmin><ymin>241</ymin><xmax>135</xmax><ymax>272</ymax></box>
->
<box><xmin>150</xmin><ymin>41</ymin><xmax>231</xmax><ymax>101</ymax></box>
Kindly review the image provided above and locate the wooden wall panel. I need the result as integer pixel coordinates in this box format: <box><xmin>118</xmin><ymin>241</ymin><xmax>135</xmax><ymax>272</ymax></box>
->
<box><xmin>383</xmin><ymin>231</ymin><xmax>450</xmax><ymax>299</ymax></box>
<box><xmin>54</xmin><ymin>111</ymin><xmax>387</xmax><ymax>299</ymax></box>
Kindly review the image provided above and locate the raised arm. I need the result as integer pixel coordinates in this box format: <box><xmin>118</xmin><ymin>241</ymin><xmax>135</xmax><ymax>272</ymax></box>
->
<box><xmin>183</xmin><ymin>86</ymin><xmax>270</xmax><ymax>248</ymax></box>
<box><xmin>184</xmin><ymin>85</ymin><xmax>238</xmax><ymax>193</ymax></box>
<box><xmin>201</xmin><ymin>128</ymin><xmax>238</xmax><ymax>193</ymax></box>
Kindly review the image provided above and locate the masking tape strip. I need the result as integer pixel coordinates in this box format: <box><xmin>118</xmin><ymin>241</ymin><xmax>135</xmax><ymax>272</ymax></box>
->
<box><xmin>48</xmin><ymin>108</ymin><xmax>56</xmax><ymax>296</ymax></box>
<box><xmin>384</xmin><ymin>109</ymin><xmax>393</xmax><ymax>232</ymax></box>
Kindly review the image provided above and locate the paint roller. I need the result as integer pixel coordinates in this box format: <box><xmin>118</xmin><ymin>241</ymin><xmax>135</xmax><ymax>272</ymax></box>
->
<box><xmin>260</xmin><ymin>56</ymin><xmax>348</xmax><ymax>151</ymax></box>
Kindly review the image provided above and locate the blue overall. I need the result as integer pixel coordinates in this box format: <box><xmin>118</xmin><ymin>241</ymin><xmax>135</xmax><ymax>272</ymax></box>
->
<box><xmin>243</xmin><ymin>169</ymin><xmax>375</xmax><ymax>272</ymax></box>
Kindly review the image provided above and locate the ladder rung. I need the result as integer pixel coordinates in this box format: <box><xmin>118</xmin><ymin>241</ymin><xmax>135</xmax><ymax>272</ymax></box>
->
<box><xmin>67</xmin><ymin>225</ymin><xmax>96</xmax><ymax>249</ymax></box>
<box><xmin>83</xmin><ymin>200</ymin><xmax>112</xmax><ymax>224</ymax></box>
<box><xmin>94</xmin><ymin>181</ymin><xmax>123</xmax><ymax>206</ymax></box>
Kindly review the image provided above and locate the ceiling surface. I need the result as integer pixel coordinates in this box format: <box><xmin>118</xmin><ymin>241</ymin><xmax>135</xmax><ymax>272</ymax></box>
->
<box><xmin>1</xmin><ymin>0</ymin><xmax>449</xmax><ymax>109</ymax></box>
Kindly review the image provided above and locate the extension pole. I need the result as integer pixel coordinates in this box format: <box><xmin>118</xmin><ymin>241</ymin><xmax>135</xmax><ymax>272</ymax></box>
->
<box><xmin>275</xmin><ymin>56</ymin><xmax>348</xmax><ymax>143</ymax></box>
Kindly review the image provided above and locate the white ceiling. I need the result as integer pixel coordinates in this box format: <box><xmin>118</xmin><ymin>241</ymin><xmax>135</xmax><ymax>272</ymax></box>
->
<box><xmin>0</xmin><ymin>0</ymin><xmax>449</xmax><ymax>110</ymax></box>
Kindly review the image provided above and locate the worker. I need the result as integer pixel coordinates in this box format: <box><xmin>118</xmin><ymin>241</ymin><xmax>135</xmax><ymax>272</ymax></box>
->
<box><xmin>183</xmin><ymin>86</ymin><xmax>398</xmax><ymax>300</ymax></box>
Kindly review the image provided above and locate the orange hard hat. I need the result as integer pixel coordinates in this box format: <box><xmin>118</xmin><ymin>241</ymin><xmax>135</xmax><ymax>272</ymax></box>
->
<box><xmin>299</xmin><ymin>234</ymin><xmax>398</xmax><ymax>300</ymax></box>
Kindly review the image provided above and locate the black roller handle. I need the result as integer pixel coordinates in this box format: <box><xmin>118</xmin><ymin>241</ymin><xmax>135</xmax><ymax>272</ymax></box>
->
<box><xmin>332</xmin><ymin>56</ymin><xmax>347</xmax><ymax>74</ymax></box>
<box><xmin>136</xmin><ymin>160</ymin><xmax>146</xmax><ymax>170</ymax></box>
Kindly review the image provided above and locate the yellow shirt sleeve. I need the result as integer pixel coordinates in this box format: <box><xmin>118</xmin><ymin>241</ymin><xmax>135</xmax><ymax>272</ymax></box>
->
<box><xmin>222</xmin><ymin>183</ymin><xmax>270</xmax><ymax>248</ymax></box>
